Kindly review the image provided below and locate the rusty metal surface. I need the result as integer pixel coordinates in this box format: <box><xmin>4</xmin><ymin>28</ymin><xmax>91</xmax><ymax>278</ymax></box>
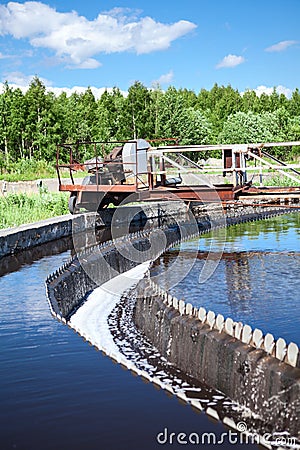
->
<box><xmin>144</xmin><ymin>186</ymin><xmax>234</xmax><ymax>202</ymax></box>
<box><xmin>241</xmin><ymin>186</ymin><xmax>300</xmax><ymax>194</ymax></box>
<box><xmin>56</xmin><ymin>139</ymin><xmax>300</xmax><ymax>212</ymax></box>
<box><xmin>60</xmin><ymin>184</ymin><xmax>138</xmax><ymax>192</ymax></box>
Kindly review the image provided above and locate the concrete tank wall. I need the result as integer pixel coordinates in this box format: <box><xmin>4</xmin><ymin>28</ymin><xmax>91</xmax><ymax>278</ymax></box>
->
<box><xmin>0</xmin><ymin>201</ymin><xmax>188</xmax><ymax>258</ymax></box>
<box><xmin>133</xmin><ymin>279</ymin><xmax>300</xmax><ymax>438</ymax></box>
<box><xmin>46</xmin><ymin>203</ymin><xmax>294</xmax><ymax>320</ymax></box>
<box><xmin>45</xmin><ymin>203</ymin><xmax>300</xmax><ymax>440</ymax></box>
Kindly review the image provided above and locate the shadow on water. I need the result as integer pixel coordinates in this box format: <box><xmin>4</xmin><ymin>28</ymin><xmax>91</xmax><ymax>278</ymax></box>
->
<box><xmin>0</xmin><ymin>236</ymin><xmax>74</xmax><ymax>277</ymax></box>
<box><xmin>0</xmin><ymin>214</ymin><xmax>156</xmax><ymax>277</ymax></box>
<box><xmin>0</xmin><ymin>214</ymin><xmax>262</xmax><ymax>449</ymax></box>
<box><xmin>3</xmin><ymin>212</ymin><xmax>299</xmax><ymax>449</ymax></box>
<box><xmin>0</xmin><ymin>250</ymin><xmax>260</xmax><ymax>449</ymax></box>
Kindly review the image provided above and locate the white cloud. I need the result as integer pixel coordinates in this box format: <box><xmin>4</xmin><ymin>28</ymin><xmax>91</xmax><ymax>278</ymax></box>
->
<box><xmin>153</xmin><ymin>70</ymin><xmax>174</xmax><ymax>86</ymax></box>
<box><xmin>265</xmin><ymin>40</ymin><xmax>298</xmax><ymax>52</ymax></box>
<box><xmin>216</xmin><ymin>54</ymin><xmax>245</xmax><ymax>69</ymax></box>
<box><xmin>255</xmin><ymin>85</ymin><xmax>293</xmax><ymax>98</ymax></box>
<box><xmin>1</xmin><ymin>76</ymin><xmax>295</xmax><ymax>102</ymax></box>
<box><xmin>0</xmin><ymin>74</ymin><xmax>127</xmax><ymax>99</ymax></box>
<box><xmin>67</xmin><ymin>58</ymin><xmax>101</xmax><ymax>70</ymax></box>
<box><xmin>0</xmin><ymin>2</ymin><xmax>196</xmax><ymax>68</ymax></box>
<box><xmin>0</xmin><ymin>52</ymin><xmax>13</xmax><ymax>59</ymax></box>
<box><xmin>2</xmin><ymin>71</ymin><xmax>51</xmax><ymax>88</ymax></box>
<box><xmin>242</xmin><ymin>85</ymin><xmax>293</xmax><ymax>99</ymax></box>
<box><xmin>276</xmin><ymin>85</ymin><xmax>294</xmax><ymax>97</ymax></box>
<box><xmin>49</xmin><ymin>86</ymin><xmax>128</xmax><ymax>99</ymax></box>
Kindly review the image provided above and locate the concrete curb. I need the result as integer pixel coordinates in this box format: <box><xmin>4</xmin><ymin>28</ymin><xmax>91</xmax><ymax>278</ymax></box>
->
<box><xmin>135</xmin><ymin>277</ymin><xmax>300</xmax><ymax>439</ymax></box>
<box><xmin>0</xmin><ymin>214</ymin><xmax>73</xmax><ymax>258</ymax></box>
<box><xmin>0</xmin><ymin>200</ymin><xmax>188</xmax><ymax>259</ymax></box>
<box><xmin>44</xmin><ymin>203</ymin><xmax>300</xmax><ymax>445</ymax></box>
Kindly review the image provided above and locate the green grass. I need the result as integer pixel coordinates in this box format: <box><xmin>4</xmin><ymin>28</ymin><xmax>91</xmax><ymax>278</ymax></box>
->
<box><xmin>260</xmin><ymin>174</ymin><xmax>300</xmax><ymax>187</ymax></box>
<box><xmin>0</xmin><ymin>191</ymin><xmax>69</xmax><ymax>229</ymax></box>
<box><xmin>0</xmin><ymin>159</ymin><xmax>56</xmax><ymax>182</ymax></box>
<box><xmin>0</xmin><ymin>159</ymin><xmax>88</xmax><ymax>182</ymax></box>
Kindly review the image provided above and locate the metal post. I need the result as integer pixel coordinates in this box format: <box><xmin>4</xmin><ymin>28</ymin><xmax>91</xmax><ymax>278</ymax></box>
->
<box><xmin>259</xmin><ymin>161</ymin><xmax>263</xmax><ymax>186</ymax></box>
<box><xmin>135</xmin><ymin>141</ymin><xmax>138</xmax><ymax>190</ymax></box>
<box><xmin>232</xmin><ymin>151</ymin><xmax>236</xmax><ymax>186</ymax></box>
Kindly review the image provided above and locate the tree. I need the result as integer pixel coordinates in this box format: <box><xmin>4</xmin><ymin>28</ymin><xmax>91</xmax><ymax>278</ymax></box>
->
<box><xmin>241</xmin><ymin>89</ymin><xmax>259</xmax><ymax>113</ymax></box>
<box><xmin>155</xmin><ymin>86</ymin><xmax>184</xmax><ymax>138</ymax></box>
<box><xmin>0</xmin><ymin>83</ymin><xmax>27</xmax><ymax>163</ymax></box>
<box><xmin>76</xmin><ymin>87</ymin><xmax>97</xmax><ymax>141</ymax></box>
<box><xmin>177</xmin><ymin>108</ymin><xmax>212</xmax><ymax>145</ymax></box>
<box><xmin>0</xmin><ymin>82</ymin><xmax>15</xmax><ymax>163</ymax></box>
<box><xmin>124</xmin><ymin>81</ymin><xmax>153</xmax><ymax>139</ymax></box>
<box><xmin>218</xmin><ymin>111</ymin><xmax>283</xmax><ymax>145</ymax></box>
<box><xmin>10</xmin><ymin>88</ymin><xmax>27</xmax><ymax>160</ymax></box>
<box><xmin>52</xmin><ymin>92</ymin><xmax>70</xmax><ymax>144</ymax></box>
<box><xmin>177</xmin><ymin>88</ymin><xmax>198</xmax><ymax>108</ymax></box>
<box><xmin>197</xmin><ymin>88</ymin><xmax>211</xmax><ymax>111</ymax></box>
<box><xmin>0</xmin><ymin>77</ymin><xmax>299</xmax><ymax>169</ymax></box>
<box><xmin>268</xmin><ymin>88</ymin><xmax>281</xmax><ymax>111</ymax></box>
<box><xmin>197</xmin><ymin>84</ymin><xmax>242</xmax><ymax>141</ymax></box>
<box><xmin>288</xmin><ymin>88</ymin><xmax>300</xmax><ymax>116</ymax></box>
<box><xmin>95</xmin><ymin>88</ymin><xmax>126</xmax><ymax>141</ymax></box>
<box><xmin>150</xmin><ymin>85</ymin><xmax>164</xmax><ymax>137</ymax></box>
<box><xmin>24</xmin><ymin>77</ymin><xmax>55</xmax><ymax>159</ymax></box>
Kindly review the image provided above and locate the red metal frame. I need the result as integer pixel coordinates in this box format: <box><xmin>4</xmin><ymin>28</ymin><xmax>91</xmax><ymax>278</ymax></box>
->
<box><xmin>56</xmin><ymin>139</ymin><xmax>300</xmax><ymax>212</ymax></box>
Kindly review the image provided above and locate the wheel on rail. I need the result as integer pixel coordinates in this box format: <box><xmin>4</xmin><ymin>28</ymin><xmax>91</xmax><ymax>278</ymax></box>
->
<box><xmin>68</xmin><ymin>193</ymin><xmax>78</xmax><ymax>214</ymax></box>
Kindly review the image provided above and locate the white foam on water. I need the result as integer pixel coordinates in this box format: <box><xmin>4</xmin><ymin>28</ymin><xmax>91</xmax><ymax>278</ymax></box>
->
<box><xmin>67</xmin><ymin>260</ymin><xmax>300</xmax><ymax>448</ymax></box>
<box><xmin>69</xmin><ymin>261</ymin><xmax>151</xmax><ymax>359</ymax></box>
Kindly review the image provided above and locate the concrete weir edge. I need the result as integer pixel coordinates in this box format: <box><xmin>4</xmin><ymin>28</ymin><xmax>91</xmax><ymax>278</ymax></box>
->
<box><xmin>134</xmin><ymin>277</ymin><xmax>300</xmax><ymax>438</ymax></box>
<box><xmin>43</xmin><ymin>202</ymin><xmax>300</xmax><ymax>444</ymax></box>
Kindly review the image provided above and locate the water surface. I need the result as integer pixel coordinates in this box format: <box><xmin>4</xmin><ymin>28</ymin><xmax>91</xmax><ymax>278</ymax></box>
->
<box><xmin>151</xmin><ymin>213</ymin><xmax>300</xmax><ymax>344</ymax></box>
<box><xmin>0</xmin><ymin>243</ymin><xmax>255</xmax><ymax>449</ymax></box>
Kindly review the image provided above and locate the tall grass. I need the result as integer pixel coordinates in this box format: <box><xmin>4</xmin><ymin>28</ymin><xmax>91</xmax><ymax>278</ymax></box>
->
<box><xmin>0</xmin><ymin>159</ymin><xmax>56</xmax><ymax>182</ymax></box>
<box><xmin>0</xmin><ymin>158</ymin><xmax>87</xmax><ymax>181</ymax></box>
<box><xmin>0</xmin><ymin>191</ymin><xmax>69</xmax><ymax>229</ymax></box>
<box><xmin>263</xmin><ymin>174</ymin><xmax>300</xmax><ymax>187</ymax></box>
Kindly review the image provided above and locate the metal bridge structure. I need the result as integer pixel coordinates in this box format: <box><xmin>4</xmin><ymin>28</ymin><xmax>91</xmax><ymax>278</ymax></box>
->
<box><xmin>55</xmin><ymin>139</ymin><xmax>300</xmax><ymax>213</ymax></box>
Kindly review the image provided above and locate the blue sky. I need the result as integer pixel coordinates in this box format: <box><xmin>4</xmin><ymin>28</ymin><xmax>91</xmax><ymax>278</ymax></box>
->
<box><xmin>0</xmin><ymin>0</ymin><xmax>299</xmax><ymax>98</ymax></box>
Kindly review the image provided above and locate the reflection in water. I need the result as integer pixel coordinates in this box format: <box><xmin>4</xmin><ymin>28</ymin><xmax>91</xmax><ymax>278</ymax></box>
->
<box><xmin>1</xmin><ymin>214</ymin><xmax>259</xmax><ymax>450</ymax></box>
<box><xmin>1</xmin><ymin>211</ymin><xmax>298</xmax><ymax>449</ymax></box>
<box><xmin>2</xmin><ymin>249</ymin><xmax>257</xmax><ymax>450</ymax></box>
<box><xmin>225</xmin><ymin>253</ymin><xmax>252</xmax><ymax>305</ymax></box>
<box><xmin>0</xmin><ymin>209</ymin><xmax>181</xmax><ymax>278</ymax></box>
<box><xmin>0</xmin><ymin>236</ymin><xmax>73</xmax><ymax>277</ymax></box>
<box><xmin>200</xmin><ymin>210</ymin><xmax>300</xmax><ymax>252</ymax></box>
<box><xmin>151</xmin><ymin>213</ymin><xmax>300</xmax><ymax>345</ymax></box>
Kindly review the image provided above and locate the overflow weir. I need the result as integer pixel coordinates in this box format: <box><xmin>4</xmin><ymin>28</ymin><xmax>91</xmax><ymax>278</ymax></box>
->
<box><xmin>43</xmin><ymin>200</ymin><xmax>300</xmax><ymax>447</ymax></box>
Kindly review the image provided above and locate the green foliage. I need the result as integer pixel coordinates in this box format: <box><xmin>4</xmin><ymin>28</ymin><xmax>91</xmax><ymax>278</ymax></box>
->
<box><xmin>1</xmin><ymin>77</ymin><xmax>300</xmax><ymax>228</ymax></box>
<box><xmin>0</xmin><ymin>191</ymin><xmax>69</xmax><ymax>229</ymax></box>
<box><xmin>95</xmin><ymin>87</ymin><xmax>126</xmax><ymax>141</ymax></box>
<box><xmin>263</xmin><ymin>175</ymin><xmax>300</xmax><ymax>187</ymax></box>
<box><xmin>177</xmin><ymin>108</ymin><xmax>212</xmax><ymax>145</ymax></box>
<box><xmin>219</xmin><ymin>110</ymin><xmax>286</xmax><ymax>144</ymax></box>
<box><xmin>155</xmin><ymin>86</ymin><xmax>184</xmax><ymax>138</ymax></box>
<box><xmin>197</xmin><ymin>84</ymin><xmax>242</xmax><ymax>138</ymax></box>
<box><xmin>0</xmin><ymin>76</ymin><xmax>300</xmax><ymax>172</ymax></box>
<box><xmin>0</xmin><ymin>159</ymin><xmax>55</xmax><ymax>181</ymax></box>
<box><xmin>125</xmin><ymin>81</ymin><xmax>153</xmax><ymax>139</ymax></box>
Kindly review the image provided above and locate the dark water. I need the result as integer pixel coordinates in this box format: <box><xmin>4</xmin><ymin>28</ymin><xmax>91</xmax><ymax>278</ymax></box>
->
<box><xmin>0</xmin><ymin>242</ymin><xmax>256</xmax><ymax>449</ymax></box>
<box><xmin>151</xmin><ymin>213</ymin><xmax>300</xmax><ymax>345</ymax></box>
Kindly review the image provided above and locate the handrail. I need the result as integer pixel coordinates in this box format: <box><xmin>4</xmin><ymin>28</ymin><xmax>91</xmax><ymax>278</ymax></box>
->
<box><xmin>261</xmin><ymin>149</ymin><xmax>300</xmax><ymax>176</ymax></box>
